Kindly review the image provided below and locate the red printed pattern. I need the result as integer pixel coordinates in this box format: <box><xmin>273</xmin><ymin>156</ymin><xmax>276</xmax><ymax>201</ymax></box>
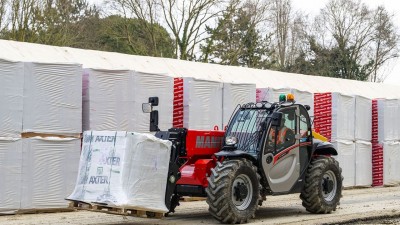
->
<box><xmin>314</xmin><ymin>93</ymin><xmax>332</xmax><ymax>141</ymax></box>
<box><xmin>173</xmin><ymin>78</ymin><xmax>184</xmax><ymax>128</ymax></box>
<box><xmin>371</xmin><ymin>99</ymin><xmax>383</xmax><ymax>186</ymax></box>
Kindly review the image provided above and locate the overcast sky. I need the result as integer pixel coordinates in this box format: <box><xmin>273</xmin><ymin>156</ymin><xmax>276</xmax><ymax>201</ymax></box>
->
<box><xmin>292</xmin><ymin>0</ymin><xmax>400</xmax><ymax>85</ymax></box>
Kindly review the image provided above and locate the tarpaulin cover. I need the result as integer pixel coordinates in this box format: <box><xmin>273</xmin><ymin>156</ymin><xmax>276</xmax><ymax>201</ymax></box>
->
<box><xmin>0</xmin><ymin>138</ymin><xmax>22</xmax><ymax>214</ymax></box>
<box><xmin>331</xmin><ymin>93</ymin><xmax>356</xmax><ymax>141</ymax></box>
<box><xmin>355</xmin><ymin>141</ymin><xmax>372</xmax><ymax>187</ymax></box>
<box><xmin>332</xmin><ymin>140</ymin><xmax>356</xmax><ymax>187</ymax></box>
<box><xmin>23</xmin><ymin>62</ymin><xmax>82</xmax><ymax>134</ymax></box>
<box><xmin>223</xmin><ymin>83</ymin><xmax>256</xmax><ymax>128</ymax></box>
<box><xmin>68</xmin><ymin>131</ymin><xmax>171</xmax><ymax>213</ymax></box>
<box><xmin>383</xmin><ymin>141</ymin><xmax>400</xmax><ymax>186</ymax></box>
<box><xmin>183</xmin><ymin>78</ymin><xmax>223</xmax><ymax>130</ymax></box>
<box><xmin>133</xmin><ymin>71</ymin><xmax>173</xmax><ymax>132</ymax></box>
<box><xmin>377</xmin><ymin>99</ymin><xmax>400</xmax><ymax>142</ymax></box>
<box><xmin>83</xmin><ymin>69</ymin><xmax>135</xmax><ymax>131</ymax></box>
<box><xmin>0</xmin><ymin>59</ymin><xmax>24</xmax><ymax>137</ymax></box>
<box><xmin>21</xmin><ymin>137</ymin><xmax>80</xmax><ymax>209</ymax></box>
<box><xmin>355</xmin><ymin>96</ymin><xmax>372</xmax><ymax>141</ymax></box>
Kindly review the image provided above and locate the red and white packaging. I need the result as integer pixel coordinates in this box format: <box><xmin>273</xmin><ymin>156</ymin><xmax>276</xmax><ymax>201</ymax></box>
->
<box><xmin>314</xmin><ymin>93</ymin><xmax>355</xmax><ymax>142</ymax></box>
<box><xmin>180</xmin><ymin>78</ymin><xmax>223</xmax><ymax>130</ymax></box>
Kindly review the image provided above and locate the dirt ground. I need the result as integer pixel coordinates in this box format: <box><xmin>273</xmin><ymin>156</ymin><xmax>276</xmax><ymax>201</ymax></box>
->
<box><xmin>1</xmin><ymin>186</ymin><xmax>400</xmax><ymax>225</ymax></box>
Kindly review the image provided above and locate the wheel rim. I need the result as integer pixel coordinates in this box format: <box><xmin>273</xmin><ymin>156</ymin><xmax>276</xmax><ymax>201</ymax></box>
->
<box><xmin>321</xmin><ymin>170</ymin><xmax>337</xmax><ymax>202</ymax></box>
<box><xmin>231</xmin><ymin>174</ymin><xmax>253</xmax><ymax>210</ymax></box>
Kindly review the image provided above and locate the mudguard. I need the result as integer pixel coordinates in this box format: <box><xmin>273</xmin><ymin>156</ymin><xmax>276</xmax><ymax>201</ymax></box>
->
<box><xmin>312</xmin><ymin>139</ymin><xmax>338</xmax><ymax>156</ymax></box>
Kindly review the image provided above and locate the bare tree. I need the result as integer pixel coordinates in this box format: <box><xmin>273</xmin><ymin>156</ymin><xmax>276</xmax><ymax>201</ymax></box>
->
<box><xmin>311</xmin><ymin>0</ymin><xmax>399</xmax><ymax>81</ymax></box>
<box><xmin>370</xmin><ymin>6</ymin><xmax>399</xmax><ymax>82</ymax></box>
<box><xmin>0</xmin><ymin>0</ymin><xmax>8</xmax><ymax>33</ymax></box>
<box><xmin>108</xmin><ymin>0</ymin><xmax>162</xmax><ymax>56</ymax></box>
<box><xmin>160</xmin><ymin>0</ymin><xmax>223</xmax><ymax>60</ymax></box>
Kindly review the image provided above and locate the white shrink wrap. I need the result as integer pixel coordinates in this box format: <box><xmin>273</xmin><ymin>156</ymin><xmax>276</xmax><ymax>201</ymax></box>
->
<box><xmin>355</xmin><ymin>96</ymin><xmax>372</xmax><ymax>141</ymax></box>
<box><xmin>23</xmin><ymin>62</ymin><xmax>82</xmax><ymax>134</ymax></box>
<box><xmin>21</xmin><ymin>137</ymin><xmax>81</xmax><ymax>209</ymax></box>
<box><xmin>383</xmin><ymin>141</ymin><xmax>400</xmax><ymax>186</ymax></box>
<box><xmin>331</xmin><ymin>93</ymin><xmax>356</xmax><ymax>141</ymax></box>
<box><xmin>292</xmin><ymin>89</ymin><xmax>314</xmax><ymax>117</ymax></box>
<box><xmin>0</xmin><ymin>138</ymin><xmax>22</xmax><ymax>214</ymax></box>
<box><xmin>183</xmin><ymin>78</ymin><xmax>223</xmax><ymax>130</ymax></box>
<box><xmin>133</xmin><ymin>71</ymin><xmax>173</xmax><ymax>132</ymax></box>
<box><xmin>332</xmin><ymin>140</ymin><xmax>356</xmax><ymax>187</ymax></box>
<box><xmin>377</xmin><ymin>99</ymin><xmax>400</xmax><ymax>142</ymax></box>
<box><xmin>355</xmin><ymin>141</ymin><xmax>372</xmax><ymax>187</ymax></box>
<box><xmin>0</xmin><ymin>59</ymin><xmax>24</xmax><ymax>137</ymax></box>
<box><xmin>68</xmin><ymin>131</ymin><xmax>171</xmax><ymax>213</ymax></box>
<box><xmin>83</xmin><ymin>69</ymin><xmax>135</xmax><ymax>131</ymax></box>
<box><xmin>223</xmin><ymin>83</ymin><xmax>256</xmax><ymax>128</ymax></box>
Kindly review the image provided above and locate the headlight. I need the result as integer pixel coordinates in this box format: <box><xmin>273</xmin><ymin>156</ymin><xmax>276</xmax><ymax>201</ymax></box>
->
<box><xmin>225</xmin><ymin>136</ymin><xmax>238</xmax><ymax>146</ymax></box>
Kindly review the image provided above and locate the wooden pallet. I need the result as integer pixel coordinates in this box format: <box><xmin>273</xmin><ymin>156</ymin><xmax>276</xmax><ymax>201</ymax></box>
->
<box><xmin>16</xmin><ymin>207</ymin><xmax>75</xmax><ymax>215</ymax></box>
<box><xmin>90</xmin><ymin>204</ymin><xmax>164</xmax><ymax>219</ymax></box>
<box><xmin>68</xmin><ymin>201</ymin><xmax>93</xmax><ymax>210</ymax></box>
<box><xmin>180</xmin><ymin>196</ymin><xmax>206</xmax><ymax>202</ymax></box>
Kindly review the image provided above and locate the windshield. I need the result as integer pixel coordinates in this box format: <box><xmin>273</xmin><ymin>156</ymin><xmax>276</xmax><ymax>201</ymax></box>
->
<box><xmin>225</xmin><ymin>108</ymin><xmax>271</xmax><ymax>155</ymax></box>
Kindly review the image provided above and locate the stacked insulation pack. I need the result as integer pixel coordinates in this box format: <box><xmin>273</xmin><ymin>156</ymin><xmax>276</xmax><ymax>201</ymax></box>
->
<box><xmin>83</xmin><ymin>69</ymin><xmax>173</xmax><ymax>132</ymax></box>
<box><xmin>223</xmin><ymin>83</ymin><xmax>256</xmax><ymax>129</ymax></box>
<box><xmin>173</xmin><ymin>78</ymin><xmax>223</xmax><ymax>130</ymax></box>
<box><xmin>68</xmin><ymin>131</ymin><xmax>171</xmax><ymax>213</ymax></box>
<box><xmin>256</xmin><ymin>87</ymin><xmax>314</xmax><ymax>117</ymax></box>
<box><xmin>0</xmin><ymin>59</ymin><xmax>82</xmax><ymax>213</ymax></box>
<box><xmin>372</xmin><ymin>99</ymin><xmax>400</xmax><ymax>186</ymax></box>
<box><xmin>314</xmin><ymin>93</ymin><xmax>356</xmax><ymax>187</ymax></box>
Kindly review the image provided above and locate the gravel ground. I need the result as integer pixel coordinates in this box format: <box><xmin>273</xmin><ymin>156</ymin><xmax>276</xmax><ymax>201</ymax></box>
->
<box><xmin>1</xmin><ymin>186</ymin><xmax>400</xmax><ymax>225</ymax></box>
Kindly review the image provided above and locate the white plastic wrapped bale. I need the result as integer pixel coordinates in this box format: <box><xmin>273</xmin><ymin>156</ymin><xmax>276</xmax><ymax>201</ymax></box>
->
<box><xmin>23</xmin><ymin>62</ymin><xmax>82</xmax><ymax>135</ymax></box>
<box><xmin>256</xmin><ymin>87</ymin><xmax>290</xmax><ymax>103</ymax></box>
<box><xmin>314</xmin><ymin>93</ymin><xmax>355</xmax><ymax>142</ymax></box>
<box><xmin>377</xmin><ymin>99</ymin><xmax>400</xmax><ymax>142</ymax></box>
<box><xmin>332</xmin><ymin>140</ymin><xmax>356</xmax><ymax>187</ymax></box>
<box><xmin>0</xmin><ymin>138</ymin><xmax>22</xmax><ymax>214</ymax></box>
<box><xmin>68</xmin><ymin>131</ymin><xmax>171</xmax><ymax>213</ymax></box>
<box><xmin>355</xmin><ymin>96</ymin><xmax>372</xmax><ymax>141</ymax></box>
<box><xmin>83</xmin><ymin>69</ymin><xmax>135</xmax><ymax>131</ymax></box>
<box><xmin>383</xmin><ymin>141</ymin><xmax>400</xmax><ymax>186</ymax></box>
<box><xmin>133</xmin><ymin>71</ymin><xmax>173</xmax><ymax>132</ymax></box>
<box><xmin>223</xmin><ymin>83</ymin><xmax>256</xmax><ymax>128</ymax></box>
<box><xmin>183</xmin><ymin>78</ymin><xmax>223</xmax><ymax>130</ymax></box>
<box><xmin>21</xmin><ymin>137</ymin><xmax>81</xmax><ymax>209</ymax></box>
<box><xmin>0</xmin><ymin>59</ymin><xmax>24</xmax><ymax>137</ymax></box>
<box><xmin>355</xmin><ymin>141</ymin><xmax>372</xmax><ymax>187</ymax></box>
<box><xmin>292</xmin><ymin>89</ymin><xmax>314</xmax><ymax>118</ymax></box>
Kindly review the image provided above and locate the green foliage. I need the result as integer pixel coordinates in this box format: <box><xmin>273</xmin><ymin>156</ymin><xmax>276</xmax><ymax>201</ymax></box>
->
<box><xmin>201</xmin><ymin>2</ymin><xmax>272</xmax><ymax>69</ymax></box>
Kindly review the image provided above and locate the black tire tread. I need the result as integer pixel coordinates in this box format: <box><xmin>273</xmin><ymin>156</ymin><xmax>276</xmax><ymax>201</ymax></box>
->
<box><xmin>300</xmin><ymin>156</ymin><xmax>344</xmax><ymax>214</ymax></box>
<box><xmin>206</xmin><ymin>159</ymin><xmax>261</xmax><ymax>224</ymax></box>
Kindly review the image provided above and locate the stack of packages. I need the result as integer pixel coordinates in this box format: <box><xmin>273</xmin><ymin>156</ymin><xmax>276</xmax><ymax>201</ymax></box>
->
<box><xmin>0</xmin><ymin>60</ymin><xmax>82</xmax><ymax>213</ymax></box>
<box><xmin>83</xmin><ymin>69</ymin><xmax>173</xmax><ymax>132</ymax></box>
<box><xmin>67</xmin><ymin>131</ymin><xmax>171</xmax><ymax>213</ymax></box>
<box><xmin>256</xmin><ymin>87</ymin><xmax>314</xmax><ymax>118</ymax></box>
<box><xmin>314</xmin><ymin>93</ymin><xmax>356</xmax><ymax>187</ymax></box>
<box><xmin>372</xmin><ymin>99</ymin><xmax>400</xmax><ymax>186</ymax></box>
<box><xmin>174</xmin><ymin>78</ymin><xmax>223</xmax><ymax>130</ymax></box>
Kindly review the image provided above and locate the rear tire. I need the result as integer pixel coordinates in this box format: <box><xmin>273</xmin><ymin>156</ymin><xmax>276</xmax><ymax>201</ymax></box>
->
<box><xmin>300</xmin><ymin>156</ymin><xmax>343</xmax><ymax>214</ymax></box>
<box><xmin>206</xmin><ymin>159</ymin><xmax>260</xmax><ymax>224</ymax></box>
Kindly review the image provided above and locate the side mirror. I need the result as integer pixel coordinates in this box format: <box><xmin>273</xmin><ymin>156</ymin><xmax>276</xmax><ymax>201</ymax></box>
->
<box><xmin>271</xmin><ymin>112</ymin><xmax>283</xmax><ymax>127</ymax></box>
<box><xmin>142</xmin><ymin>103</ymin><xmax>152</xmax><ymax>113</ymax></box>
<box><xmin>304</xmin><ymin>105</ymin><xmax>311</xmax><ymax>111</ymax></box>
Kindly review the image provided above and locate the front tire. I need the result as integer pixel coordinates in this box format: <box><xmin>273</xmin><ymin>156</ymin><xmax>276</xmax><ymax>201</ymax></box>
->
<box><xmin>300</xmin><ymin>156</ymin><xmax>343</xmax><ymax>214</ymax></box>
<box><xmin>206</xmin><ymin>159</ymin><xmax>260</xmax><ymax>224</ymax></box>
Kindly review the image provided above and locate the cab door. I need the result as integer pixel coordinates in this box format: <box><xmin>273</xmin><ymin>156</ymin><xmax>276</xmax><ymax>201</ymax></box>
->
<box><xmin>261</xmin><ymin>106</ymin><xmax>301</xmax><ymax>193</ymax></box>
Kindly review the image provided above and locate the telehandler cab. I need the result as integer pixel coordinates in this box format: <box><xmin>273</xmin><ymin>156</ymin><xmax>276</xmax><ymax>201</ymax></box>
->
<box><xmin>146</xmin><ymin>94</ymin><xmax>343</xmax><ymax>224</ymax></box>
